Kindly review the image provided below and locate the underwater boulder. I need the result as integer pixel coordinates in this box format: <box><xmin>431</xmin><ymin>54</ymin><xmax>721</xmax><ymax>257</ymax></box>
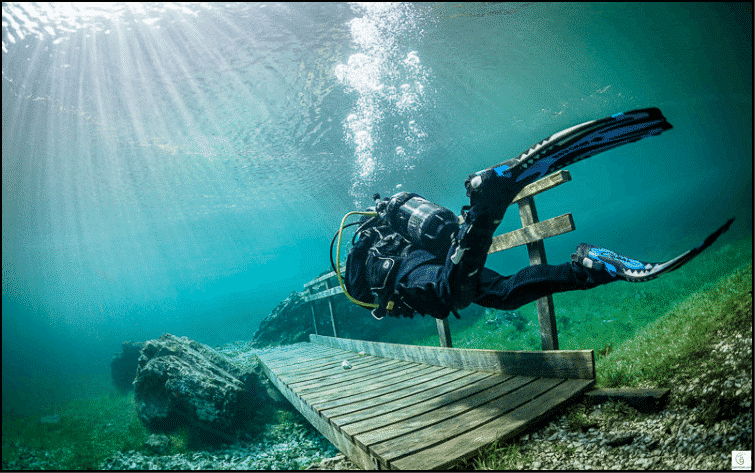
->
<box><xmin>251</xmin><ymin>291</ymin><xmax>311</xmax><ymax>347</ymax></box>
<box><xmin>143</xmin><ymin>433</ymin><xmax>171</xmax><ymax>454</ymax></box>
<box><xmin>111</xmin><ymin>341</ymin><xmax>146</xmax><ymax>392</ymax></box>
<box><xmin>133</xmin><ymin>333</ymin><xmax>282</xmax><ymax>442</ymax></box>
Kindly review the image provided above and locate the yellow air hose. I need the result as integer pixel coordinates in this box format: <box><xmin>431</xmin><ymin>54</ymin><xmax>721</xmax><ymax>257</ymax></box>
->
<box><xmin>335</xmin><ymin>211</ymin><xmax>379</xmax><ymax>309</ymax></box>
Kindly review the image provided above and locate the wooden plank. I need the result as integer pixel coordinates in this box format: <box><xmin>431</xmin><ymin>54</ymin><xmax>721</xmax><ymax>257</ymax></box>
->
<box><xmin>260</xmin><ymin>342</ymin><xmax>341</xmax><ymax>364</ymax></box>
<box><xmin>327</xmin><ymin>296</ymin><xmax>338</xmax><ymax>337</ymax></box>
<box><xmin>266</xmin><ymin>355</ymin><xmax>372</xmax><ymax>384</ymax></box>
<box><xmin>302</xmin><ymin>285</ymin><xmax>344</xmax><ymax>302</ymax></box>
<box><xmin>272</xmin><ymin>348</ymin><xmax>385</xmax><ymax>376</ymax></box>
<box><xmin>305</xmin><ymin>364</ymin><xmax>441</xmax><ymax>406</ymax></box>
<box><xmin>488</xmin><ymin>212</ymin><xmax>575</xmax><ymax>254</ymax></box>
<box><xmin>315</xmin><ymin>368</ymin><xmax>476</xmax><ymax>416</ymax></box>
<box><xmin>311</xmin><ymin>335</ymin><xmax>595</xmax><ymax>379</ymax></box>
<box><xmin>259</xmin><ymin>342</ymin><xmax>333</xmax><ymax>359</ymax></box>
<box><xmin>510</xmin><ymin>169</ymin><xmax>572</xmax><ymax>204</ymax></box>
<box><xmin>436</xmin><ymin>317</ymin><xmax>452</xmax><ymax>347</ymax></box>
<box><xmin>290</xmin><ymin>359</ymin><xmax>409</xmax><ymax>392</ymax></box>
<box><xmin>392</xmin><ymin>377</ymin><xmax>594</xmax><ymax>470</ymax></box>
<box><xmin>260</xmin><ymin>352</ymin><xmax>339</xmax><ymax>371</ymax></box>
<box><xmin>307</xmin><ymin>369</ymin><xmax>458</xmax><ymax>421</ymax></box>
<box><xmin>518</xmin><ymin>195</ymin><xmax>559</xmax><ymax>351</ymax></box>
<box><xmin>258</xmin><ymin>358</ymin><xmax>378</xmax><ymax>470</ymax></box>
<box><xmin>258</xmin><ymin>339</ymin><xmax>594</xmax><ymax>470</ymax></box>
<box><xmin>340</xmin><ymin>375</ymin><xmax>528</xmax><ymax>442</ymax></box>
<box><xmin>310</xmin><ymin>302</ymin><xmax>318</xmax><ymax>335</ymax></box>
<box><xmin>276</xmin><ymin>355</ymin><xmax>391</xmax><ymax>383</ymax></box>
<box><xmin>284</xmin><ymin>359</ymin><xmax>404</xmax><ymax>390</ymax></box>
<box><xmin>333</xmin><ymin>372</ymin><xmax>503</xmax><ymax>431</ymax></box>
<box><xmin>374</xmin><ymin>378</ymin><xmax>565</xmax><ymax>466</ymax></box>
<box><xmin>260</xmin><ymin>345</ymin><xmax>347</xmax><ymax>366</ymax></box>
<box><xmin>303</xmin><ymin>267</ymin><xmax>344</xmax><ymax>289</ymax></box>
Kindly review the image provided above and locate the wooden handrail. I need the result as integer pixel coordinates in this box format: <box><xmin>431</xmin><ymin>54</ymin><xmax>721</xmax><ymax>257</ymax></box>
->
<box><xmin>311</xmin><ymin>334</ymin><xmax>595</xmax><ymax>379</ymax></box>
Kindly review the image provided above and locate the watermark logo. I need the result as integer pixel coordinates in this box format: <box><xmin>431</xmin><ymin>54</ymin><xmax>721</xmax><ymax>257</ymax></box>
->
<box><xmin>732</xmin><ymin>451</ymin><xmax>751</xmax><ymax>470</ymax></box>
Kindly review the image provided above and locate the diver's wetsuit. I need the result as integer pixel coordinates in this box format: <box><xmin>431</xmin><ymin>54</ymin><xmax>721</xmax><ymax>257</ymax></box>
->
<box><xmin>416</xmin><ymin>251</ymin><xmax>613</xmax><ymax>319</ymax></box>
<box><xmin>346</xmin><ymin>200</ymin><xmax>614</xmax><ymax>321</ymax></box>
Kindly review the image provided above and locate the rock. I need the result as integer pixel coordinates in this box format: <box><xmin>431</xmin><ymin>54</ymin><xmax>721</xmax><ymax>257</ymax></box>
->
<box><xmin>606</xmin><ymin>432</ymin><xmax>637</xmax><ymax>447</ymax></box>
<box><xmin>111</xmin><ymin>341</ymin><xmax>145</xmax><ymax>392</ymax></box>
<box><xmin>133</xmin><ymin>333</ymin><xmax>284</xmax><ymax>443</ymax></box>
<box><xmin>252</xmin><ymin>292</ymin><xmax>312</xmax><ymax>348</ymax></box>
<box><xmin>143</xmin><ymin>434</ymin><xmax>170</xmax><ymax>455</ymax></box>
<box><xmin>484</xmin><ymin>309</ymin><xmax>526</xmax><ymax>331</ymax></box>
<box><xmin>306</xmin><ymin>454</ymin><xmax>355</xmax><ymax>470</ymax></box>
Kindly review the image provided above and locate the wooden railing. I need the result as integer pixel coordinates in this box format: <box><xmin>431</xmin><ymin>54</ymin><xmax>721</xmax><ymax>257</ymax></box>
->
<box><xmin>301</xmin><ymin>170</ymin><xmax>576</xmax><ymax>350</ymax></box>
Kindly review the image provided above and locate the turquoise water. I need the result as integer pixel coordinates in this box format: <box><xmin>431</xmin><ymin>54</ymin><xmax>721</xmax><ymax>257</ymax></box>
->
<box><xmin>2</xmin><ymin>3</ymin><xmax>752</xmax><ymax>419</ymax></box>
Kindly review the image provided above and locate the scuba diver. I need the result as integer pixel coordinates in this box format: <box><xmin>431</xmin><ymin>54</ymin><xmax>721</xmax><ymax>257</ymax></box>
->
<box><xmin>332</xmin><ymin>108</ymin><xmax>734</xmax><ymax>320</ymax></box>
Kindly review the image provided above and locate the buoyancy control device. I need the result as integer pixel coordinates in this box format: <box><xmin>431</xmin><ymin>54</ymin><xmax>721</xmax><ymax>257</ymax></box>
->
<box><xmin>331</xmin><ymin>192</ymin><xmax>460</xmax><ymax>312</ymax></box>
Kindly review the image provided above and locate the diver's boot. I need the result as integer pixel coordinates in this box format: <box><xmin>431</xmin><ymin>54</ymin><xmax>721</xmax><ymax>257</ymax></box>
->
<box><xmin>449</xmin><ymin>171</ymin><xmax>516</xmax><ymax>310</ymax></box>
<box><xmin>464</xmin><ymin>168</ymin><xmax>519</xmax><ymax>224</ymax></box>
<box><xmin>570</xmin><ymin>244</ymin><xmax>652</xmax><ymax>282</ymax></box>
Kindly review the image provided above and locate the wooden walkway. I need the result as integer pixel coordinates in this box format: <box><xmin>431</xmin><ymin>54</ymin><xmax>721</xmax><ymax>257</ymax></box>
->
<box><xmin>257</xmin><ymin>335</ymin><xmax>595</xmax><ymax>470</ymax></box>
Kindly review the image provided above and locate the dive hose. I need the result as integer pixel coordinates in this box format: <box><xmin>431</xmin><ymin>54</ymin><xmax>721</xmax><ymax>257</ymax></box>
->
<box><xmin>334</xmin><ymin>211</ymin><xmax>379</xmax><ymax>309</ymax></box>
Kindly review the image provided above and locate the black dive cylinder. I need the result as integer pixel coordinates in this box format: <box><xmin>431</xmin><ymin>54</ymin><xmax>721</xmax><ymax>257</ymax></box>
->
<box><xmin>381</xmin><ymin>192</ymin><xmax>460</xmax><ymax>257</ymax></box>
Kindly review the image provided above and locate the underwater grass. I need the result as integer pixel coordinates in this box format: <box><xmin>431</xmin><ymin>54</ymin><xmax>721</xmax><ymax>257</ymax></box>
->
<box><xmin>1</xmin><ymin>391</ymin><xmax>191</xmax><ymax>470</ymax></box>
<box><xmin>595</xmin><ymin>260</ymin><xmax>752</xmax><ymax>389</ymax></box>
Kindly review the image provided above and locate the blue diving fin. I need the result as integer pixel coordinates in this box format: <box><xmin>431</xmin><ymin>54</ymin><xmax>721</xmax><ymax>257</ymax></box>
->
<box><xmin>467</xmin><ymin>107</ymin><xmax>673</xmax><ymax>191</ymax></box>
<box><xmin>571</xmin><ymin>218</ymin><xmax>735</xmax><ymax>282</ymax></box>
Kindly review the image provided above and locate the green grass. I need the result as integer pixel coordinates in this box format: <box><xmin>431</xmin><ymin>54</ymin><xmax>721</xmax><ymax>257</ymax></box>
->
<box><xmin>596</xmin><ymin>260</ymin><xmax>753</xmax><ymax>389</ymax></box>
<box><xmin>1</xmin><ymin>391</ymin><xmax>190</xmax><ymax>470</ymax></box>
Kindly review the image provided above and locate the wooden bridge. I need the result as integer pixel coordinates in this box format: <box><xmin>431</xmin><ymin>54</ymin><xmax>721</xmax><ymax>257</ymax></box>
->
<box><xmin>258</xmin><ymin>170</ymin><xmax>598</xmax><ymax>469</ymax></box>
<box><xmin>257</xmin><ymin>336</ymin><xmax>595</xmax><ymax>470</ymax></box>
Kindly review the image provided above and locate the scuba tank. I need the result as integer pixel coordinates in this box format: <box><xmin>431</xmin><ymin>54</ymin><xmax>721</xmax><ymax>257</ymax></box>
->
<box><xmin>332</xmin><ymin>191</ymin><xmax>460</xmax><ymax>316</ymax></box>
<box><xmin>375</xmin><ymin>192</ymin><xmax>460</xmax><ymax>258</ymax></box>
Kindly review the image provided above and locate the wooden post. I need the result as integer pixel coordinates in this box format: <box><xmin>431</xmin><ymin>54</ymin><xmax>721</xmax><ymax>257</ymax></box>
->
<box><xmin>518</xmin><ymin>196</ymin><xmax>559</xmax><ymax>350</ymax></box>
<box><xmin>436</xmin><ymin>318</ymin><xmax>452</xmax><ymax>348</ymax></box>
<box><xmin>309</xmin><ymin>287</ymin><xmax>318</xmax><ymax>336</ymax></box>
<box><xmin>326</xmin><ymin>279</ymin><xmax>339</xmax><ymax>338</ymax></box>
